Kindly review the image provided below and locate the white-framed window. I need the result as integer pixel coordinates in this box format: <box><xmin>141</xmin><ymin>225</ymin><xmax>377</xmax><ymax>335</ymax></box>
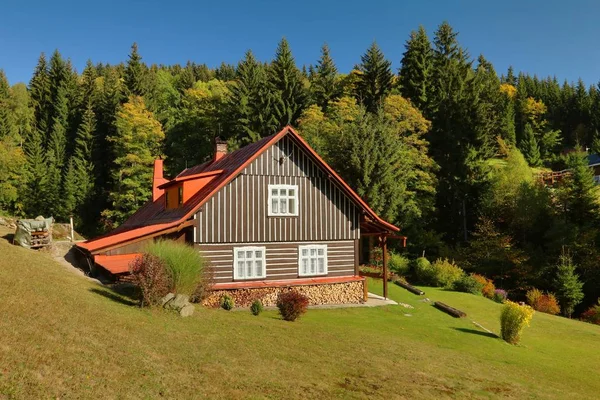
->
<box><xmin>233</xmin><ymin>246</ymin><xmax>266</xmax><ymax>280</ymax></box>
<box><xmin>298</xmin><ymin>245</ymin><xmax>327</xmax><ymax>277</ymax></box>
<box><xmin>268</xmin><ymin>184</ymin><xmax>299</xmax><ymax>216</ymax></box>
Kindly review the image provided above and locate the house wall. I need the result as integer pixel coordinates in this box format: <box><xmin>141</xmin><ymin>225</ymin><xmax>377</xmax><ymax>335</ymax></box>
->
<box><xmin>194</xmin><ymin>135</ymin><xmax>361</xmax><ymax>244</ymax></box>
<box><xmin>197</xmin><ymin>240</ymin><xmax>359</xmax><ymax>284</ymax></box>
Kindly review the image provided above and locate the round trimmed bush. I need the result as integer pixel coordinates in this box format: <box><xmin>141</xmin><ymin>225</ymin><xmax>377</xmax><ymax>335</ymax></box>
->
<box><xmin>220</xmin><ymin>294</ymin><xmax>235</xmax><ymax>310</ymax></box>
<box><xmin>276</xmin><ymin>291</ymin><xmax>309</xmax><ymax>321</ymax></box>
<box><xmin>250</xmin><ymin>299</ymin><xmax>263</xmax><ymax>316</ymax></box>
<box><xmin>414</xmin><ymin>257</ymin><xmax>434</xmax><ymax>284</ymax></box>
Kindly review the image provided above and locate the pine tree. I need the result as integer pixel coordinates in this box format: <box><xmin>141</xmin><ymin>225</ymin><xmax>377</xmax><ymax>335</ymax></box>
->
<box><xmin>215</xmin><ymin>62</ymin><xmax>236</xmax><ymax>81</ymax></box>
<box><xmin>398</xmin><ymin>25</ymin><xmax>433</xmax><ymax>111</ymax></box>
<box><xmin>72</xmin><ymin>102</ymin><xmax>96</xmax><ymax>208</ymax></box>
<box><xmin>560</xmin><ymin>149</ymin><xmax>599</xmax><ymax>226</ymax></box>
<box><xmin>355</xmin><ymin>42</ymin><xmax>393</xmax><ymax>113</ymax></box>
<box><xmin>554</xmin><ymin>254</ymin><xmax>584</xmax><ymax>317</ymax></box>
<box><xmin>29</xmin><ymin>54</ymin><xmax>52</xmax><ymax>139</ymax></box>
<box><xmin>269</xmin><ymin>38</ymin><xmax>308</xmax><ymax>128</ymax></box>
<box><xmin>520</xmin><ymin>123</ymin><xmax>541</xmax><ymax>166</ymax></box>
<box><xmin>124</xmin><ymin>43</ymin><xmax>147</xmax><ymax>97</ymax></box>
<box><xmin>310</xmin><ymin>44</ymin><xmax>339</xmax><ymax>110</ymax></box>
<box><xmin>102</xmin><ymin>96</ymin><xmax>164</xmax><ymax>226</ymax></box>
<box><xmin>61</xmin><ymin>157</ymin><xmax>78</xmax><ymax>219</ymax></box>
<box><xmin>228</xmin><ymin>50</ymin><xmax>278</xmax><ymax>142</ymax></box>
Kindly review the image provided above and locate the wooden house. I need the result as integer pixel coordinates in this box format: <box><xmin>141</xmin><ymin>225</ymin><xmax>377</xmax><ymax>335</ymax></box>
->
<box><xmin>77</xmin><ymin>126</ymin><xmax>402</xmax><ymax>306</ymax></box>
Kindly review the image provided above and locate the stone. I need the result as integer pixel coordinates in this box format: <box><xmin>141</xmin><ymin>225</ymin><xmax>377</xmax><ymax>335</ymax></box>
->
<box><xmin>160</xmin><ymin>293</ymin><xmax>175</xmax><ymax>307</ymax></box>
<box><xmin>170</xmin><ymin>294</ymin><xmax>190</xmax><ymax>309</ymax></box>
<box><xmin>179</xmin><ymin>304</ymin><xmax>195</xmax><ymax>317</ymax></box>
<box><xmin>0</xmin><ymin>217</ymin><xmax>6</xmax><ymax>226</ymax></box>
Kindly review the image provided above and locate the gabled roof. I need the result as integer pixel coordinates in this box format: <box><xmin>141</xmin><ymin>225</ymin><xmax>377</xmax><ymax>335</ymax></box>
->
<box><xmin>78</xmin><ymin>126</ymin><xmax>399</xmax><ymax>254</ymax></box>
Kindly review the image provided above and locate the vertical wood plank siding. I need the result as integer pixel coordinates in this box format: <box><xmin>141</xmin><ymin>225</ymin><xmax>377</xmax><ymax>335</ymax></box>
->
<box><xmin>196</xmin><ymin>135</ymin><xmax>361</xmax><ymax>243</ymax></box>
<box><xmin>197</xmin><ymin>241</ymin><xmax>357</xmax><ymax>283</ymax></box>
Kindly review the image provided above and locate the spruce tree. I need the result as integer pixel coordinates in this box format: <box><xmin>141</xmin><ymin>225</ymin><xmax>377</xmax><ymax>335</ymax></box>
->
<box><xmin>228</xmin><ymin>50</ymin><xmax>278</xmax><ymax>142</ymax></box>
<box><xmin>560</xmin><ymin>149</ymin><xmax>599</xmax><ymax>226</ymax></box>
<box><xmin>398</xmin><ymin>25</ymin><xmax>433</xmax><ymax>111</ymax></box>
<box><xmin>61</xmin><ymin>157</ymin><xmax>78</xmax><ymax>219</ymax></box>
<box><xmin>124</xmin><ymin>43</ymin><xmax>147</xmax><ymax>97</ymax></box>
<box><xmin>520</xmin><ymin>124</ymin><xmax>541</xmax><ymax>166</ymax></box>
<box><xmin>73</xmin><ymin>102</ymin><xmax>96</xmax><ymax>208</ymax></box>
<box><xmin>269</xmin><ymin>38</ymin><xmax>308</xmax><ymax>128</ymax></box>
<box><xmin>554</xmin><ymin>254</ymin><xmax>584</xmax><ymax>317</ymax></box>
<box><xmin>29</xmin><ymin>54</ymin><xmax>52</xmax><ymax>139</ymax></box>
<box><xmin>355</xmin><ymin>42</ymin><xmax>393</xmax><ymax>113</ymax></box>
<box><xmin>102</xmin><ymin>96</ymin><xmax>164</xmax><ymax>226</ymax></box>
<box><xmin>310</xmin><ymin>44</ymin><xmax>339</xmax><ymax>110</ymax></box>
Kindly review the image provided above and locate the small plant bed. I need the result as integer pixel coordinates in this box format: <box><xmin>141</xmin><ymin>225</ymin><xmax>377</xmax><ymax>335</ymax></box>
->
<box><xmin>434</xmin><ymin>301</ymin><xmax>467</xmax><ymax>318</ymax></box>
<box><xmin>394</xmin><ymin>279</ymin><xmax>425</xmax><ymax>295</ymax></box>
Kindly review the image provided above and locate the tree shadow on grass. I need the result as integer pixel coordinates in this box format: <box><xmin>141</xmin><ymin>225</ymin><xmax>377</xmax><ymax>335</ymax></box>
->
<box><xmin>89</xmin><ymin>287</ymin><xmax>140</xmax><ymax>307</ymax></box>
<box><xmin>453</xmin><ymin>327</ymin><xmax>499</xmax><ymax>339</ymax></box>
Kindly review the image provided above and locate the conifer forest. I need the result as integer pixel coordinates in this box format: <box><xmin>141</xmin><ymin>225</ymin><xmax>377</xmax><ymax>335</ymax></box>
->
<box><xmin>1</xmin><ymin>22</ymin><xmax>599</xmax><ymax>314</ymax></box>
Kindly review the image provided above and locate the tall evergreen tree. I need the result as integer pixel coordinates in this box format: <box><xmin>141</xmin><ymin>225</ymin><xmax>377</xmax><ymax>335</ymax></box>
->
<box><xmin>29</xmin><ymin>54</ymin><xmax>52</xmax><ymax>140</ymax></box>
<box><xmin>228</xmin><ymin>50</ymin><xmax>278</xmax><ymax>142</ymax></box>
<box><xmin>398</xmin><ymin>25</ymin><xmax>433</xmax><ymax>111</ymax></box>
<box><xmin>520</xmin><ymin>123</ymin><xmax>541</xmax><ymax>166</ymax></box>
<box><xmin>124</xmin><ymin>43</ymin><xmax>147</xmax><ymax>97</ymax></box>
<box><xmin>355</xmin><ymin>42</ymin><xmax>393</xmax><ymax>113</ymax></box>
<box><xmin>554</xmin><ymin>254</ymin><xmax>584</xmax><ymax>317</ymax></box>
<box><xmin>102</xmin><ymin>96</ymin><xmax>164</xmax><ymax>227</ymax></box>
<box><xmin>269</xmin><ymin>38</ymin><xmax>308</xmax><ymax>128</ymax></box>
<box><xmin>310</xmin><ymin>44</ymin><xmax>339</xmax><ymax>110</ymax></box>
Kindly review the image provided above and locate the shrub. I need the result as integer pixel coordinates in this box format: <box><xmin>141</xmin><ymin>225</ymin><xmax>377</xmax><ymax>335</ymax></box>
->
<box><xmin>500</xmin><ymin>301</ymin><xmax>535</xmax><ymax>344</ymax></box>
<box><xmin>453</xmin><ymin>274</ymin><xmax>484</xmax><ymax>295</ymax></box>
<box><xmin>369</xmin><ymin>246</ymin><xmax>384</xmax><ymax>267</ymax></box>
<box><xmin>493</xmin><ymin>289</ymin><xmax>508</xmax><ymax>303</ymax></box>
<box><xmin>472</xmin><ymin>274</ymin><xmax>495</xmax><ymax>299</ymax></box>
<box><xmin>388</xmin><ymin>252</ymin><xmax>410</xmax><ymax>276</ymax></box>
<box><xmin>220</xmin><ymin>294</ymin><xmax>235</xmax><ymax>310</ymax></box>
<box><xmin>129</xmin><ymin>254</ymin><xmax>172</xmax><ymax>307</ymax></box>
<box><xmin>250</xmin><ymin>300</ymin><xmax>263</xmax><ymax>316</ymax></box>
<box><xmin>430</xmin><ymin>258</ymin><xmax>464</xmax><ymax>288</ymax></box>
<box><xmin>146</xmin><ymin>239</ymin><xmax>205</xmax><ymax>295</ymax></box>
<box><xmin>414</xmin><ymin>257</ymin><xmax>434</xmax><ymax>284</ymax></box>
<box><xmin>526</xmin><ymin>288</ymin><xmax>560</xmax><ymax>315</ymax></box>
<box><xmin>276</xmin><ymin>291</ymin><xmax>309</xmax><ymax>321</ymax></box>
<box><xmin>581</xmin><ymin>299</ymin><xmax>600</xmax><ymax>325</ymax></box>
<box><xmin>189</xmin><ymin>267</ymin><xmax>215</xmax><ymax>303</ymax></box>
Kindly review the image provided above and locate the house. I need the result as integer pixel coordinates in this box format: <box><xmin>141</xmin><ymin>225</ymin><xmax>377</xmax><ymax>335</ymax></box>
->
<box><xmin>76</xmin><ymin>126</ymin><xmax>402</xmax><ymax>306</ymax></box>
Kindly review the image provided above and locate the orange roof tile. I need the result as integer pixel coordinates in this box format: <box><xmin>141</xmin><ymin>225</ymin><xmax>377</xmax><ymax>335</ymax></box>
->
<box><xmin>94</xmin><ymin>253</ymin><xmax>141</xmax><ymax>275</ymax></box>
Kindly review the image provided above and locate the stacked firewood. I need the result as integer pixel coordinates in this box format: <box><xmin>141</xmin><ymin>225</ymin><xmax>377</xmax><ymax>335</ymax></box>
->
<box><xmin>203</xmin><ymin>281</ymin><xmax>365</xmax><ymax>308</ymax></box>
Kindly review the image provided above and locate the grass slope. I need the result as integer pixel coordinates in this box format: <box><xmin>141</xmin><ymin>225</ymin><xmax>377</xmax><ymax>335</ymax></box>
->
<box><xmin>1</xmin><ymin>235</ymin><xmax>599</xmax><ymax>399</ymax></box>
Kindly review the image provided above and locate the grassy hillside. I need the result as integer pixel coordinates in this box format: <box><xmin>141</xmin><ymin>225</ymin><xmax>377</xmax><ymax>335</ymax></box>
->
<box><xmin>0</xmin><ymin>233</ymin><xmax>599</xmax><ymax>399</ymax></box>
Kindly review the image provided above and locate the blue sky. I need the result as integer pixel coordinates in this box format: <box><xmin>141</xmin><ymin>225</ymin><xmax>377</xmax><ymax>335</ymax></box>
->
<box><xmin>1</xmin><ymin>0</ymin><xmax>599</xmax><ymax>86</ymax></box>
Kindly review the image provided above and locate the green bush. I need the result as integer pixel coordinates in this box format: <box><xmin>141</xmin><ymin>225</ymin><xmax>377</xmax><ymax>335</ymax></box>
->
<box><xmin>220</xmin><ymin>294</ymin><xmax>235</xmax><ymax>310</ymax></box>
<box><xmin>388</xmin><ymin>252</ymin><xmax>410</xmax><ymax>276</ymax></box>
<box><xmin>414</xmin><ymin>257</ymin><xmax>434</xmax><ymax>284</ymax></box>
<box><xmin>453</xmin><ymin>274</ymin><xmax>484</xmax><ymax>295</ymax></box>
<box><xmin>145</xmin><ymin>239</ymin><xmax>205</xmax><ymax>295</ymax></box>
<box><xmin>500</xmin><ymin>301</ymin><xmax>535</xmax><ymax>344</ymax></box>
<box><xmin>250</xmin><ymin>300</ymin><xmax>263</xmax><ymax>316</ymax></box>
<box><xmin>431</xmin><ymin>258</ymin><xmax>464</xmax><ymax>288</ymax></box>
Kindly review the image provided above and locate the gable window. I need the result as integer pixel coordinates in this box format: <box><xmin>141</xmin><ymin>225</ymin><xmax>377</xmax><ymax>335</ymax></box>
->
<box><xmin>298</xmin><ymin>245</ymin><xmax>327</xmax><ymax>277</ymax></box>
<box><xmin>268</xmin><ymin>184</ymin><xmax>298</xmax><ymax>216</ymax></box>
<box><xmin>233</xmin><ymin>246</ymin><xmax>266</xmax><ymax>280</ymax></box>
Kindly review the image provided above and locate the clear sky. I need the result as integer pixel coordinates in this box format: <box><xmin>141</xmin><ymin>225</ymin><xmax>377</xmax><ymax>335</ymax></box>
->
<box><xmin>1</xmin><ymin>0</ymin><xmax>599</xmax><ymax>86</ymax></box>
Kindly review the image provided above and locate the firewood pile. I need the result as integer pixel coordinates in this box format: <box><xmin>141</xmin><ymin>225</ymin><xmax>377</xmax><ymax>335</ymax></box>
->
<box><xmin>203</xmin><ymin>281</ymin><xmax>365</xmax><ymax>308</ymax></box>
<box><xmin>13</xmin><ymin>216</ymin><xmax>53</xmax><ymax>249</ymax></box>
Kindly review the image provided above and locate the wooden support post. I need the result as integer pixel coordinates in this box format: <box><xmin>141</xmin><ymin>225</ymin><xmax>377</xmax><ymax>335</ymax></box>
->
<box><xmin>70</xmin><ymin>215</ymin><xmax>74</xmax><ymax>242</ymax></box>
<box><xmin>382</xmin><ymin>235</ymin><xmax>388</xmax><ymax>300</ymax></box>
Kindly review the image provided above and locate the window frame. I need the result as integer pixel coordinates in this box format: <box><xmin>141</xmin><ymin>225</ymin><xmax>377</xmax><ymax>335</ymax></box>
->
<box><xmin>233</xmin><ymin>246</ymin><xmax>267</xmax><ymax>280</ymax></box>
<box><xmin>298</xmin><ymin>244</ymin><xmax>328</xmax><ymax>277</ymax></box>
<box><xmin>178</xmin><ymin>186</ymin><xmax>183</xmax><ymax>206</ymax></box>
<box><xmin>267</xmin><ymin>184</ymin><xmax>299</xmax><ymax>216</ymax></box>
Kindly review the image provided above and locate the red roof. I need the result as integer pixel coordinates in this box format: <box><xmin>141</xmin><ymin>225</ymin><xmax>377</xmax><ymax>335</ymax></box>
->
<box><xmin>94</xmin><ymin>253</ymin><xmax>141</xmax><ymax>275</ymax></box>
<box><xmin>78</xmin><ymin>126</ymin><xmax>399</xmax><ymax>254</ymax></box>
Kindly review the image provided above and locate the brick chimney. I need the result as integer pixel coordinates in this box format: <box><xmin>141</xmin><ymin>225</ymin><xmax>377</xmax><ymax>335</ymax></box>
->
<box><xmin>152</xmin><ymin>159</ymin><xmax>168</xmax><ymax>201</ymax></box>
<box><xmin>214</xmin><ymin>137</ymin><xmax>228</xmax><ymax>162</ymax></box>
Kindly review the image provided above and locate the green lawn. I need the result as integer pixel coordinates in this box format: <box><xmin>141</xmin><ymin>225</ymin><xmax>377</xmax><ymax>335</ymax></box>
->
<box><xmin>1</xmin><ymin>233</ymin><xmax>599</xmax><ymax>399</ymax></box>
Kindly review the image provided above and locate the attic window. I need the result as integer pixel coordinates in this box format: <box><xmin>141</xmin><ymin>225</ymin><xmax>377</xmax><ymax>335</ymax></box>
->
<box><xmin>178</xmin><ymin>186</ymin><xmax>183</xmax><ymax>206</ymax></box>
<box><xmin>268</xmin><ymin>184</ymin><xmax>298</xmax><ymax>216</ymax></box>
